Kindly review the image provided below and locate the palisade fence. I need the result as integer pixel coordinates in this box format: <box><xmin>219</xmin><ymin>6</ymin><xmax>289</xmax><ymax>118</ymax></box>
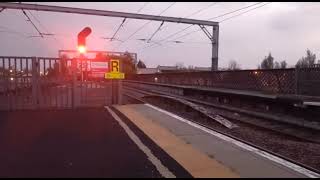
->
<box><xmin>0</xmin><ymin>56</ymin><xmax>114</xmax><ymax>110</ymax></box>
<box><xmin>127</xmin><ymin>66</ymin><xmax>320</xmax><ymax>96</ymax></box>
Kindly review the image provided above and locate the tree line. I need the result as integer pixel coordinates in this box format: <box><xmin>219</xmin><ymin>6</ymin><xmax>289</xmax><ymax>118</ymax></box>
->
<box><xmin>227</xmin><ymin>49</ymin><xmax>320</xmax><ymax>70</ymax></box>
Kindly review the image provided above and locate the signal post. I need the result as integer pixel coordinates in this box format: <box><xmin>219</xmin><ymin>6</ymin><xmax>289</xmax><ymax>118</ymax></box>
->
<box><xmin>105</xmin><ymin>59</ymin><xmax>125</xmax><ymax>105</ymax></box>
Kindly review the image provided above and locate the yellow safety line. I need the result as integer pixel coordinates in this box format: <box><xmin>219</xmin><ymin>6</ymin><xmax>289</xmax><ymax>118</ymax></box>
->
<box><xmin>115</xmin><ymin>104</ymin><xmax>239</xmax><ymax>178</ymax></box>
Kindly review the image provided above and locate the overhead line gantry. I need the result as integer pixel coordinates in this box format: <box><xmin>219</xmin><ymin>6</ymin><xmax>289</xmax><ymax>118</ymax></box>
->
<box><xmin>0</xmin><ymin>2</ymin><xmax>219</xmax><ymax>70</ymax></box>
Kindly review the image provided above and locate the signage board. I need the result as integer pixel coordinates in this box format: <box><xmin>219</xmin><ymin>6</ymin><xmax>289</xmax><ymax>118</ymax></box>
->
<box><xmin>77</xmin><ymin>59</ymin><xmax>109</xmax><ymax>78</ymax></box>
<box><xmin>105</xmin><ymin>59</ymin><xmax>125</xmax><ymax>79</ymax></box>
<box><xmin>105</xmin><ymin>72</ymin><xmax>125</xmax><ymax>79</ymax></box>
<box><xmin>91</xmin><ymin>61</ymin><xmax>109</xmax><ymax>71</ymax></box>
<box><xmin>77</xmin><ymin>61</ymin><xmax>90</xmax><ymax>71</ymax></box>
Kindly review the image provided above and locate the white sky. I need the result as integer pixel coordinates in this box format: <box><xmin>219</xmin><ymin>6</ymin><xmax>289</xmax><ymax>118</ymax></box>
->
<box><xmin>0</xmin><ymin>2</ymin><xmax>319</xmax><ymax>69</ymax></box>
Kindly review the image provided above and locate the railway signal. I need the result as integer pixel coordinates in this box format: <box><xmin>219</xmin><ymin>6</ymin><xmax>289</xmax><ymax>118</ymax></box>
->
<box><xmin>77</xmin><ymin>27</ymin><xmax>92</xmax><ymax>54</ymax></box>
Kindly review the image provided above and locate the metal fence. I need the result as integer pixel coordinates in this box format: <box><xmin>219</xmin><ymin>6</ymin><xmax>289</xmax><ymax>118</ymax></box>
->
<box><xmin>0</xmin><ymin>56</ymin><xmax>115</xmax><ymax>110</ymax></box>
<box><xmin>0</xmin><ymin>57</ymin><xmax>34</xmax><ymax>110</ymax></box>
<box><xmin>127</xmin><ymin>67</ymin><xmax>320</xmax><ymax>96</ymax></box>
<box><xmin>296</xmin><ymin>65</ymin><xmax>320</xmax><ymax>96</ymax></box>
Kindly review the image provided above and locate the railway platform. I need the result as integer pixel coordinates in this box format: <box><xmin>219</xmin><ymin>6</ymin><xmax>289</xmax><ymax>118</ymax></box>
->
<box><xmin>108</xmin><ymin>103</ymin><xmax>320</xmax><ymax>178</ymax></box>
<box><xmin>0</xmin><ymin>104</ymin><xmax>319</xmax><ymax>178</ymax></box>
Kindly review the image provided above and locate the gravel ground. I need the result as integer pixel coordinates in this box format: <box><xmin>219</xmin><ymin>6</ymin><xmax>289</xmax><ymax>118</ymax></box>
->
<box><xmin>144</xmin><ymin>96</ymin><xmax>320</xmax><ymax>172</ymax></box>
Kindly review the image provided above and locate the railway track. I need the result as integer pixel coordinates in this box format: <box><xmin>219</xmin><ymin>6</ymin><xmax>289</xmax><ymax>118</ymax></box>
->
<box><xmin>122</xmin><ymin>85</ymin><xmax>320</xmax><ymax>144</ymax></box>
<box><xmin>122</xmin><ymin>85</ymin><xmax>320</xmax><ymax>174</ymax></box>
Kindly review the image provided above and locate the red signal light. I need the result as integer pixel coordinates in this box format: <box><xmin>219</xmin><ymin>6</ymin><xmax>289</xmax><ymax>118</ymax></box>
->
<box><xmin>77</xmin><ymin>27</ymin><xmax>91</xmax><ymax>54</ymax></box>
<box><xmin>78</xmin><ymin>45</ymin><xmax>86</xmax><ymax>54</ymax></box>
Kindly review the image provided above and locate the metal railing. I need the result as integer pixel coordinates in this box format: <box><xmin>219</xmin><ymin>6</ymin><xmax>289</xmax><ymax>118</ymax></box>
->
<box><xmin>0</xmin><ymin>56</ymin><xmax>115</xmax><ymax>110</ymax></box>
<box><xmin>127</xmin><ymin>67</ymin><xmax>320</xmax><ymax>96</ymax></box>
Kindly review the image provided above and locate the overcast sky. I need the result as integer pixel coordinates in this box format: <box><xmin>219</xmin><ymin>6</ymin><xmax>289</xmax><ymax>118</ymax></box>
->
<box><xmin>0</xmin><ymin>2</ymin><xmax>319</xmax><ymax>69</ymax></box>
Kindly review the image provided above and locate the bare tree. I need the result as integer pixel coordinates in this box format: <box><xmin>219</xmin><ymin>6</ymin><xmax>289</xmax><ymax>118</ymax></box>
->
<box><xmin>228</xmin><ymin>60</ymin><xmax>241</xmax><ymax>70</ymax></box>
<box><xmin>296</xmin><ymin>49</ymin><xmax>316</xmax><ymax>68</ymax></box>
<box><xmin>274</xmin><ymin>61</ymin><xmax>280</xmax><ymax>69</ymax></box>
<box><xmin>280</xmin><ymin>60</ymin><xmax>287</xmax><ymax>69</ymax></box>
<box><xmin>137</xmin><ymin>60</ymin><xmax>147</xmax><ymax>68</ymax></box>
<box><xmin>260</xmin><ymin>52</ymin><xmax>274</xmax><ymax>69</ymax></box>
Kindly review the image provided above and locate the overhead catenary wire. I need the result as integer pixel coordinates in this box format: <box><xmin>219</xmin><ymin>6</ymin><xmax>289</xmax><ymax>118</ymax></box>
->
<box><xmin>138</xmin><ymin>2</ymin><xmax>219</xmax><ymax>51</ymax></box>
<box><xmin>155</xmin><ymin>2</ymin><xmax>219</xmax><ymax>34</ymax></box>
<box><xmin>21</xmin><ymin>9</ymin><xmax>43</xmax><ymax>38</ymax></box>
<box><xmin>139</xmin><ymin>2</ymin><xmax>218</xmax><ymax>49</ymax></box>
<box><xmin>136</xmin><ymin>2</ymin><xmax>150</xmax><ymax>14</ymax></box>
<box><xmin>137</xmin><ymin>25</ymin><xmax>193</xmax><ymax>52</ymax></box>
<box><xmin>170</xmin><ymin>28</ymin><xmax>201</xmax><ymax>42</ymax></box>
<box><xmin>138</xmin><ymin>2</ymin><xmax>268</xmax><ymax>52</ymax></box>
<box><xmin>0</xmin><ymin>30</ymin><xmax>27</xmax><ymax>38</ymax></box>
<box><xmin>113</xmin><ymin>2</ymin><xmax>176</xmax><ymax>50</ymax></box>
<box><xmin>137</xmin><ymin>38</ymin><xmax>162</xmax><ymax>45</ymax></box>
<box><xmin>164</xmin><ymin>40</ymin><xmax>211</xmax><ymax>45</ymax></box>
<box><xmin>109</xmin><ymin>18</ymin><xmax>127</xmax><ymax>41</ymax></box>
<box><xmin>141</xmin><ymin>2</ymin><xmax>264</xmax><ymax>51</ymax></box>
<box><xmin>207</xmin><ymin>2</ymin><xmax>263</xmax><ymax>20</ymax></box>
<box><xmin>101</xmin><ymin>37</ymin><xmax>123</xmax><ymax>42</ymax></box>
<box><xmin>185</xmin><ymin>2</ymin><xmax>219</xmax><ymax>18</ymax></box>
<box><xmin>0</xmin><ymin>25</ymin><xmax>28</xmax><ymax>37</ymax></box>
<box><xmin>147</xmin><ymin>21</ymin><xmax>164</xmax><ymax>43</ymax></box>
<box><xmin>172</xmin><ymin>2</ymin><xmax>272</xmax><ymax>41</ymax></box>
<box><xmin>27</xmin><ymin>10</ymin><xmax>66</xmax><ymax>49</ymax></box>
<box><xmin>28</xmin><ymin>10</ymin><xmax>54</xmax><ymax>35</ymax></box>
<box><xmin>0</xmin><ymin>5</ymin><xmax>36</xmax><ymax>39</ymax></box>
<box><xmin>108</xmin><ymin>2</ymin><xmax>150</xmax><ymax>51</ymax></box>
<box><xmin>174</xmin><ymin>2</ymin><xmax>264</xmax><ymax>38</ymax></box>
<box><xmin>112</xmin><ymin>38</ymin><xmax>209</xmax><ymax>45</ymax></box>
<box><xmin>111</xmin><ymin>2</ymin><xmax>149</xmax><ymax>38</ymax></box>
<box><xmin>121</xmin><ymin>2</ymin><xmax>176</xmax><ymax>42</ymax></box>
<box><xmin>219</xmin><ymin>2</ymin><xmax>272</xmax><ymax>23</ymax></box>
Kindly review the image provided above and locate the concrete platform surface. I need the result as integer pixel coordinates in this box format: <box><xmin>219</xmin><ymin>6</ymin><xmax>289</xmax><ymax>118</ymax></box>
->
<box><xmin>1</xmin><ymin>105</ymin><xmax>318</xmax><ymax>178</ymax></box>
<box><xmin>114</xmin><ymin>103</ymin><xmax>320</xmax><ymax>178</ymax></box>
<box><xmin>0</xmin><ymin>109</ymin><xmax>165</xmax><ymax>178</ymax></box>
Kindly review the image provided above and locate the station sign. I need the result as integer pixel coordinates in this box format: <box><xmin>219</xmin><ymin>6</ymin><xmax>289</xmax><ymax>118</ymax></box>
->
<box><xmin>91</xmin><ymin>61</ymin><xmax>109</xmax><ymax>72</ymax></box>
<box><xmin>77</xmin><ymin>61</ymin><xmax>91</xmax><ymax>71</ymax></box>
<box><xmin>105</xmin><ymin>59</ymin><xmax>125</xmax><ymax>79</ymax></box>
<box><xmin>91</xmin><ymin>61</ymin><xmax>109</xmax><ymax>77</ymax></box>
<box><xmin>77</xmin><ymin>59</ymin><xmax>109</xmax><ymax>78</ymax></box>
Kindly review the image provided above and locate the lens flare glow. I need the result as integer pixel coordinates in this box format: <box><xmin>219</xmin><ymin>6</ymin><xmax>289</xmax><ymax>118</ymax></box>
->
<box><xmin>78</xmin><ymin>46</ymin><xmax>86</xmax><ymax>54</ymax></box>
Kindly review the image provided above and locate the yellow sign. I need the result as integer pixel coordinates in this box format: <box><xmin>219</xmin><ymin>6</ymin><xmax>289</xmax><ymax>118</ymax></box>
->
<box><xmin>105</xmin><ymin>59</ymin><xmax>125</xmax><ymax>79</ymax></box>
<box><xmin>105</xmin><ymin>72</ymin><xmax>125</xmax><ymax>79</ymax></box>
<box><xmin>110</xmin><ymin>59</ymin><xmax>120</xmax><ymax>73</ymax></box>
